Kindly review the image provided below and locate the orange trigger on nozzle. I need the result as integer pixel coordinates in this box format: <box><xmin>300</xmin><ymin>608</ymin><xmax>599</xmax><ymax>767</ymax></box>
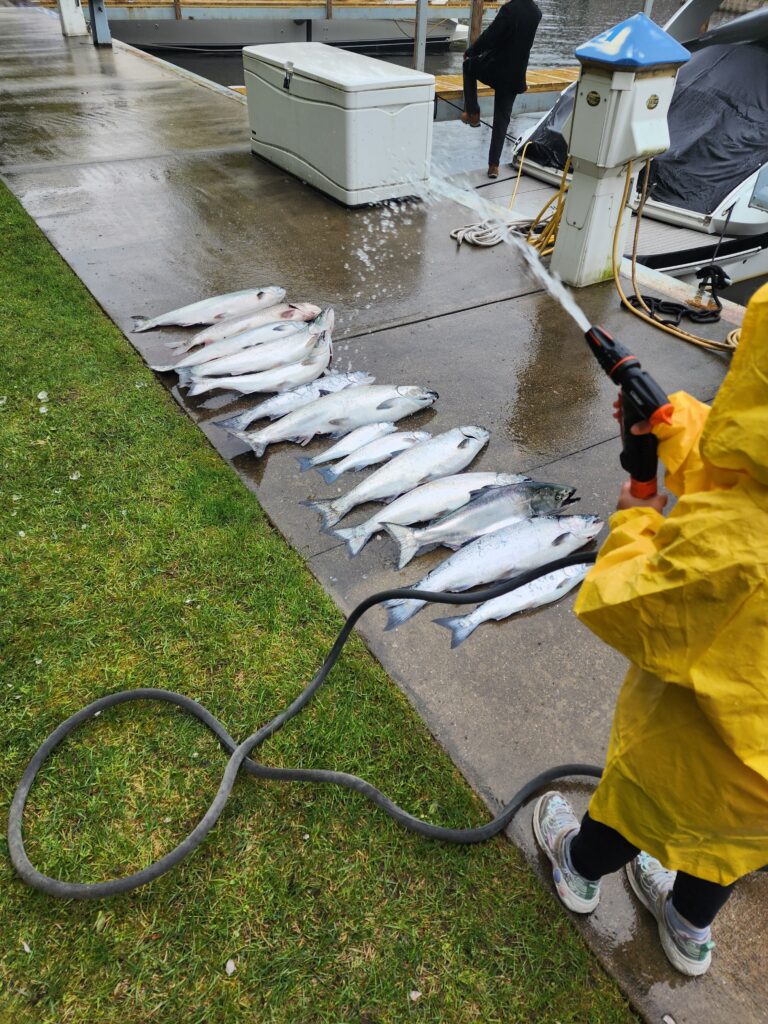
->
<box><xmin>650</xmin><ymin>403</ymin><xmax>674</xmax><ymax>427</ymax></box>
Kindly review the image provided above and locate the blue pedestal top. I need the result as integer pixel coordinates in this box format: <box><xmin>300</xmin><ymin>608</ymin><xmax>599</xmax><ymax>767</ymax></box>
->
<box><xmin>575</xmin><ymin>13</ymin><xmax>690</xmax><ymax>71</ymax></box>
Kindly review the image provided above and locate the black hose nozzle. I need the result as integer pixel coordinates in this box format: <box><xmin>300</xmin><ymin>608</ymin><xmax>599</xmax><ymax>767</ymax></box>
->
<box><xmin>584</xmin><ymin>325</ymin><xmax>673</xmax><ymax>498</ymax></box>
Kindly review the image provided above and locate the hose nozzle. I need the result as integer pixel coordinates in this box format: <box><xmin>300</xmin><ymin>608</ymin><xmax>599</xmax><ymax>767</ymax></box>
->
<box><xmin>584</xmin><ymin>325</ymin><xmax>672</xmax><ymax>497</ymax></box>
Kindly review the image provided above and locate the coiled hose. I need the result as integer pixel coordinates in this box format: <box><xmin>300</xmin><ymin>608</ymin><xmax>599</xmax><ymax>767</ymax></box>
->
<box><xmin>8</xmin><ymin>553</ymin><xmax>601</xmax><ymax>900</ymax></box>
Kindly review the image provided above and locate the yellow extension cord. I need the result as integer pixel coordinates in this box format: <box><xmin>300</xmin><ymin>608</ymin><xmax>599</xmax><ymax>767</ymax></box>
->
<box><xmin>612</xmin><ymin>160</ymin><xmax>739</xmax><ymax>354</ymax></box>
<box><xmin>450</xmin><ymin>145</ymin><xmax>740</xmax><ymax>353</ymax></box>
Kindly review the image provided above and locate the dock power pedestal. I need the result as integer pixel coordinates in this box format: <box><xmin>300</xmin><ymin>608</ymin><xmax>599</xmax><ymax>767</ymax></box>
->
<box><xmin>550</xmin><ymin>13</ymin><xmax>690</xmax><ymax>288</ymax></box>
<box><xmin>243</xmin><ymin>43</ymin><xmax>434</xmax><ymax>207</ymax></box>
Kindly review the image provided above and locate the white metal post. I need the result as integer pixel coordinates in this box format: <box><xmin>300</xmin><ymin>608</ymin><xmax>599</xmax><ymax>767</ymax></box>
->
<box><xmin>643</xmin><ymin>0</ymin><xmax>655</xmax><ymax>16</ymax></box>
<box><xmin>412</xmin><ymin>0</ymin><xmax>428</xmax><ymax>71</ymax></box>
<box><xmin>56</xmin><ymin>0</ymin><xmax>89</xmax><ymax>37</ymax></box>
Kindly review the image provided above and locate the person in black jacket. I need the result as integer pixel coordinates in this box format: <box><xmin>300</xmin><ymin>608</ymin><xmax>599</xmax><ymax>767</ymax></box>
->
<box><xmin>462</xmin><ymin>0</ymin><xmax>542</xmax><ymax>178</ymax></box>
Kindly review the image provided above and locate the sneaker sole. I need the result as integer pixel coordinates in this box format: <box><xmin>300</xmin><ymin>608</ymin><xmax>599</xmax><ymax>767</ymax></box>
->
<box><xmin>532</xmin><ymin>794</ymin><xmax>599</xmax><ymax>915</ymax></box>
<box><xmin>625</xmin><ymin>865</ymin><xmax>712</xmax><ymax>977</ymax></box>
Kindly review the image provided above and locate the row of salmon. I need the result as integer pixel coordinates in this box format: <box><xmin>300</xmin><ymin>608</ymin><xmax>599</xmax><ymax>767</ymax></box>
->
<box><xmin>135</xmin><ymin>286</ymin><xmax>601</xmax><ymax>646</ymax></box>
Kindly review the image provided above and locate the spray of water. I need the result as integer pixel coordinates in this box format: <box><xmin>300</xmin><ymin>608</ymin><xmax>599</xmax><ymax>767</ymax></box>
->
<box><xmin>417</xmin><ymin>172</ymin><xmax>592</xmax><ymax>334</ymax></box>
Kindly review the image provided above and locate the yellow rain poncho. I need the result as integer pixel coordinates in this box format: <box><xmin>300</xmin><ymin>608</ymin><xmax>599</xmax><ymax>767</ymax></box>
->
<box><xmin>574</xmin><ymin>283</ymin><xmax>768</xmax><ymax>886</ymax></box>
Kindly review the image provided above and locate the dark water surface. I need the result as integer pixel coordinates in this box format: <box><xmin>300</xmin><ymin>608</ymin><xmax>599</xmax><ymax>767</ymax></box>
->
<box><xmin>158</xmin><ymin>0</ymin><xmax>681</xmax><ymax>87</ymax></box>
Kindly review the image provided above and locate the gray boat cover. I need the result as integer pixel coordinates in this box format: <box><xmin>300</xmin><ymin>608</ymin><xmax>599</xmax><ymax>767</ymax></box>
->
<box><xmin>525</xmin><ymin>40</ymin><xmax>768</xmax><ymax>217</ymax></box>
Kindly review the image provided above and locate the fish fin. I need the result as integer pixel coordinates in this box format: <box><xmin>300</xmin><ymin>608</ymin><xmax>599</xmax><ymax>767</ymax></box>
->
<box><xmin>214</xmin><ymin>414</ymin><xmax>247</xmax><ymax>432</ymax></box>
<box><xmin>458</xmin><ymin>437</ymin><xmax>473</xmax><ymax>449</ymax></box>
<box><xmin>316</xmin><ymin>465</ymin><xmax>340</xmax><ymax>485</ymax></box>
<box><xmin>249</xmin><ymin>440</ymin><xmax>268</xmax><ymax>458</ymax></box>
<box><xmin>296</xmin><ymin>456</ymin><xmax>315</xmax><ymax>473</ymax></box>
<box><xmin>552</xmin><ymin>532</ymin><xmax>570</xmax><ymax>546</ymax></box>
<box><xmin>301</xmin><ymin>497</ymin><xmax>342</xmax><ymax>530</ymax></box>
<box><xmin>332</xmin><ymin>525</ymin><xmax>369</xmax><ymax>558</ymax></box>
<box><xmin>381</xmin><ymin>523</ymin><xmax>421</xmax><ymax>570</ymax></box>
<box><xmin>131</xmin><ymin>316</ymin><xmax>154</xmax><ymax>332</ymax></box>
<box><xmin>433</xmin><ymin>616</ymin><xmax>474</xmax><ymax>649</ymax></box>
<box><xmin>383</xmin><ymin>599</ymin><xmax>421</xmax><ymax>631</ymax></box>
<box><xmin>375</xmin><ymin>398</ymin><xmax>397</xmax><ymax>410</ymax></box>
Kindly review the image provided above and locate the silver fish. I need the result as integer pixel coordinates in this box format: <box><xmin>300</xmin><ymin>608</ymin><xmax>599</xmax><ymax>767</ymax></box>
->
<box><xmin>383</xmin><ymin>514</ymin><xmax>603</xmax><ymax>630</ymax></box>
<box><xmin>384</xmin><ymin>481</ymin><xmax>577</xmax><ymax>569</ymax></box>
<box><xmin>133</xmin><ymin>286</ymin><xmax>286</xmax><ymax>332</ymax></box>
<box><xmin>171</xmin><ymin>303</ymin><xmax>321</xmax><ymax>351</ymax></box>
<box><xmin>178</xmin><ymin>328</ymin><xmax>319</xmax><ymax>388</ymax></box>
<box><xmin>305</xmin><ymin>426</ymin><xmax>489</xmax><ymax>530</ymax></box>
<box><xmin>153</xmin><ymin>320</ymin><xmax>311</xmax><ymax>372</ymax></box>
<box><xmin>435</xmin><ymin>564</ymin><xmax>590</xmax><ymax>648</ymax></box>
<box><xmin>296</xmin><ymin>422</ymin><xmax>397</xmax><ymax>473</ymax></box>
<box><xmin>186</xmin><ymin>332</ymin><xmax>332</xmax><ymax>398</ymax></box>
<box><xmin>214</xmin><ymin>372</ymin><xmax>375</xmax><ymax>434</ymax></box>
<box><xmin>332</xmin><ymin>472</ymin><xmax>528</xmax><ymax>557</ymax></box>
<box><xmin>317</xmin><ymin>431</ymin><xmax>432</xmax><ymax>484</ymax></box>
<box><xmin>181</xmin><ymin>309</ymin><xmax>332</xmax><ymax>383</ymax></box>
<box><xmin>242</xmin><ymin>385</ymin><xmax>438</xmax><ymax>459</ymax></box>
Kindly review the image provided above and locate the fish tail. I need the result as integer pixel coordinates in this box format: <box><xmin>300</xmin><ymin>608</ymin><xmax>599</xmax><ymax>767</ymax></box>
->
<box><xmin>248</xmin><ymin>438</ymin><xmax>268</xmax><ymax>458</ymax></box>
<box><xmin>185</xmin><ymin>378</ymin><xmax>215</xmax><ymax>397</ymax></box>
<box><xmin>175</xmin><ymin>367</ymin><xmax>197</xmax><ymax>389</ymax></box>
<box><xmin>382</xmin><ymin>523</ymin><xmax>421</xmax><ymax>570</ymax></box>
<box><xmin>316</xmin><ymin>465</ymin><xmax>340</xmax><ymax>486</ymax></box>
<box><xmin>213</xmin><ymin>414</ymin><xmax>245</xmax><ymax>432</ymax></box>
<box><xmin>296</xmin><ymin>456</ymin><xmax>315</xmax><ymax>473</ymax></box>
<box><xmin>332</xmin><ymin>524</ymin><xmax>370</xmax><ymax>557</ymax></box>
<box><xmin>131</xmin><ymin>315</ymin><xmax>154</xmax><ymax>333</ymax></box>
<box><xmin>433</xmin><ymin>616</ymin><xmax>475</xmax><ymax>649</ymax></box>
<box><xmin>302</xmin><ymin>497</ymin><xmax>343</xmax><ymax>530</ymax></box>
<box><xmin>383</xmin><ymin>599</ymin><xmax>422</xmax><ymax>631</ymax></box>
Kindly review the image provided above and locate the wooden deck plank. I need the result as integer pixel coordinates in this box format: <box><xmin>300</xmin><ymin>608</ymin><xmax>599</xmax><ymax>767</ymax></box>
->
<box><xmin>232</xmin><ymin>69</ymin><xmax>577</xmax><ymax>98</ymax></box>
<box><xmin>435</xmin><ymin>67</ymin><xmax>578</xmax><ymax>100</ymax></box>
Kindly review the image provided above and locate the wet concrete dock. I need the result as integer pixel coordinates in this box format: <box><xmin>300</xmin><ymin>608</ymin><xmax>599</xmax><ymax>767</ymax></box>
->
<box><xmin>2</xmin><ymin>8</ymin><xmax>765</xmax><ymax>1022</ymax></box>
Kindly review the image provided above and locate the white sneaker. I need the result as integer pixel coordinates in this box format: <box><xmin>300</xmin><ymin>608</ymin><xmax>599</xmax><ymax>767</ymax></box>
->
<box><xmin>533</xmin><ymin>792</ymin><xmax>601</xmax><ymax>913</ymax></box>
<box><xmin>626</xmin><ymin>852</ymin><xmax>715</xmax><ymax>976</ymax></box>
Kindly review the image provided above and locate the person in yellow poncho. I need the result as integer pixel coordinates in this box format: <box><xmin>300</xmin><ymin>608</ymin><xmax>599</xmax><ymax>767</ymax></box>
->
<box><xmin>533</xmin><ymin>282</ymin><xmax>768</xmax><ymax>977</ymax></box>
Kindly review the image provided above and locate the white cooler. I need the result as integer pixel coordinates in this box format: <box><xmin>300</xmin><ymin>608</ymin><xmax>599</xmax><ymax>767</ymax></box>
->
<box><xmin>243</xmin><ymin>43</ymin><xmax>434</xmax><ymax>206</ymax></box>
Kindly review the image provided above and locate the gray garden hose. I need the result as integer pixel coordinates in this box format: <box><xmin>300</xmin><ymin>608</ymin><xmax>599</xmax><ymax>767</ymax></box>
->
<box><xmin>8</xmin><ymin>552</ymin><xmax>601</xmax><ymax>900</ymax></box>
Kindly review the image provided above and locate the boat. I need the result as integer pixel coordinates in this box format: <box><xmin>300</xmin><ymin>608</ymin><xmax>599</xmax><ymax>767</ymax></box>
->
<box><xmin>513</xmin><ymin>0</ymin><xmax>768</xmax><ymax>289</ymax></box>
<box><xmin>106</xmin><ymin>7</ymin><xmax>464</xmax><ymax>55</ymax></box>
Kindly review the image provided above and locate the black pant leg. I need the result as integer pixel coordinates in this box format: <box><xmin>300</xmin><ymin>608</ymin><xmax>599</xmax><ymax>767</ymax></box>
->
<box><xmin>462</xmin><ymin>62</ymin><xmax>480</xmax><ymax>115</ymax></box>
<box><xmin>671</xmin><ymin>872</ymin><xmax>736</xmax><ymax>929</ymax></box>
<box><xmin>569</xmin><ymin>811</ymin><xmax>641</xmax><ymax>882</ymax></box>
<box><xmin>488</xmin><ymin>88</ymin><xmax>516</xmax><ymax>167</ymax></box>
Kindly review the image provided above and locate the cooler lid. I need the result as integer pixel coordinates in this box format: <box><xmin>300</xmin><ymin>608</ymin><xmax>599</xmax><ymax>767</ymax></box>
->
<box><xmin>243</xmin><ymin>42</ymin><xmax>435</xmax><ymax>93</ymax></box>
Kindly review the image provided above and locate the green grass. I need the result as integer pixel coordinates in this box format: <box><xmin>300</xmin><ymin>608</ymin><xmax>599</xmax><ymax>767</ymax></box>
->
<box><xmin>0</xmin><ymin>181</ymin><xmax>635</xmax><ymax>1024</ymax></box>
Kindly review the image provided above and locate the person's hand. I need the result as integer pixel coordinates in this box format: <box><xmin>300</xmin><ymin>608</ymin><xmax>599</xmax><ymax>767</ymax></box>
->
<box><xmin>616</xmin><ymin>481</ymin><xmax>668</xmax><ymax>513</ymax></box>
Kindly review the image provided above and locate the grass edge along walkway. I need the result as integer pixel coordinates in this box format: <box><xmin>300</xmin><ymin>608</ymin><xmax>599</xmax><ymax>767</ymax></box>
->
<box><xmin>0</xmin><ymin>181</ymin><xmax>636</xmax><ymax>1024</ymax></box>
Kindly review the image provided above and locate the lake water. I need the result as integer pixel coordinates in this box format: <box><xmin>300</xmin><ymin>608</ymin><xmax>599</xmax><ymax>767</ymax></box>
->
<box><xmin>156</xmin><ymin>0</ymin><xmax>682</xmax><ymax>87</ymax></box>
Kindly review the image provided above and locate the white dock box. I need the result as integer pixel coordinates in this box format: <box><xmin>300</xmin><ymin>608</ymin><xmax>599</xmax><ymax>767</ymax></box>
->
<box><xmin>243</xmin><ymin>43</ymin><xmax>434</xmax><ymax>206</ymax></box>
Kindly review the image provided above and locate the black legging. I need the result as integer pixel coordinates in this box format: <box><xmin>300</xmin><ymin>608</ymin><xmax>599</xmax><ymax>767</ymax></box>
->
<box><xmin>462</xmin><ymin>62</ymin><xmax>517</xmax><ymax>168</ymax></box>
<box><xmin>570</xmin><ymin>812</ymin><xmax>735</xmax><ymax>929</ymax></box>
